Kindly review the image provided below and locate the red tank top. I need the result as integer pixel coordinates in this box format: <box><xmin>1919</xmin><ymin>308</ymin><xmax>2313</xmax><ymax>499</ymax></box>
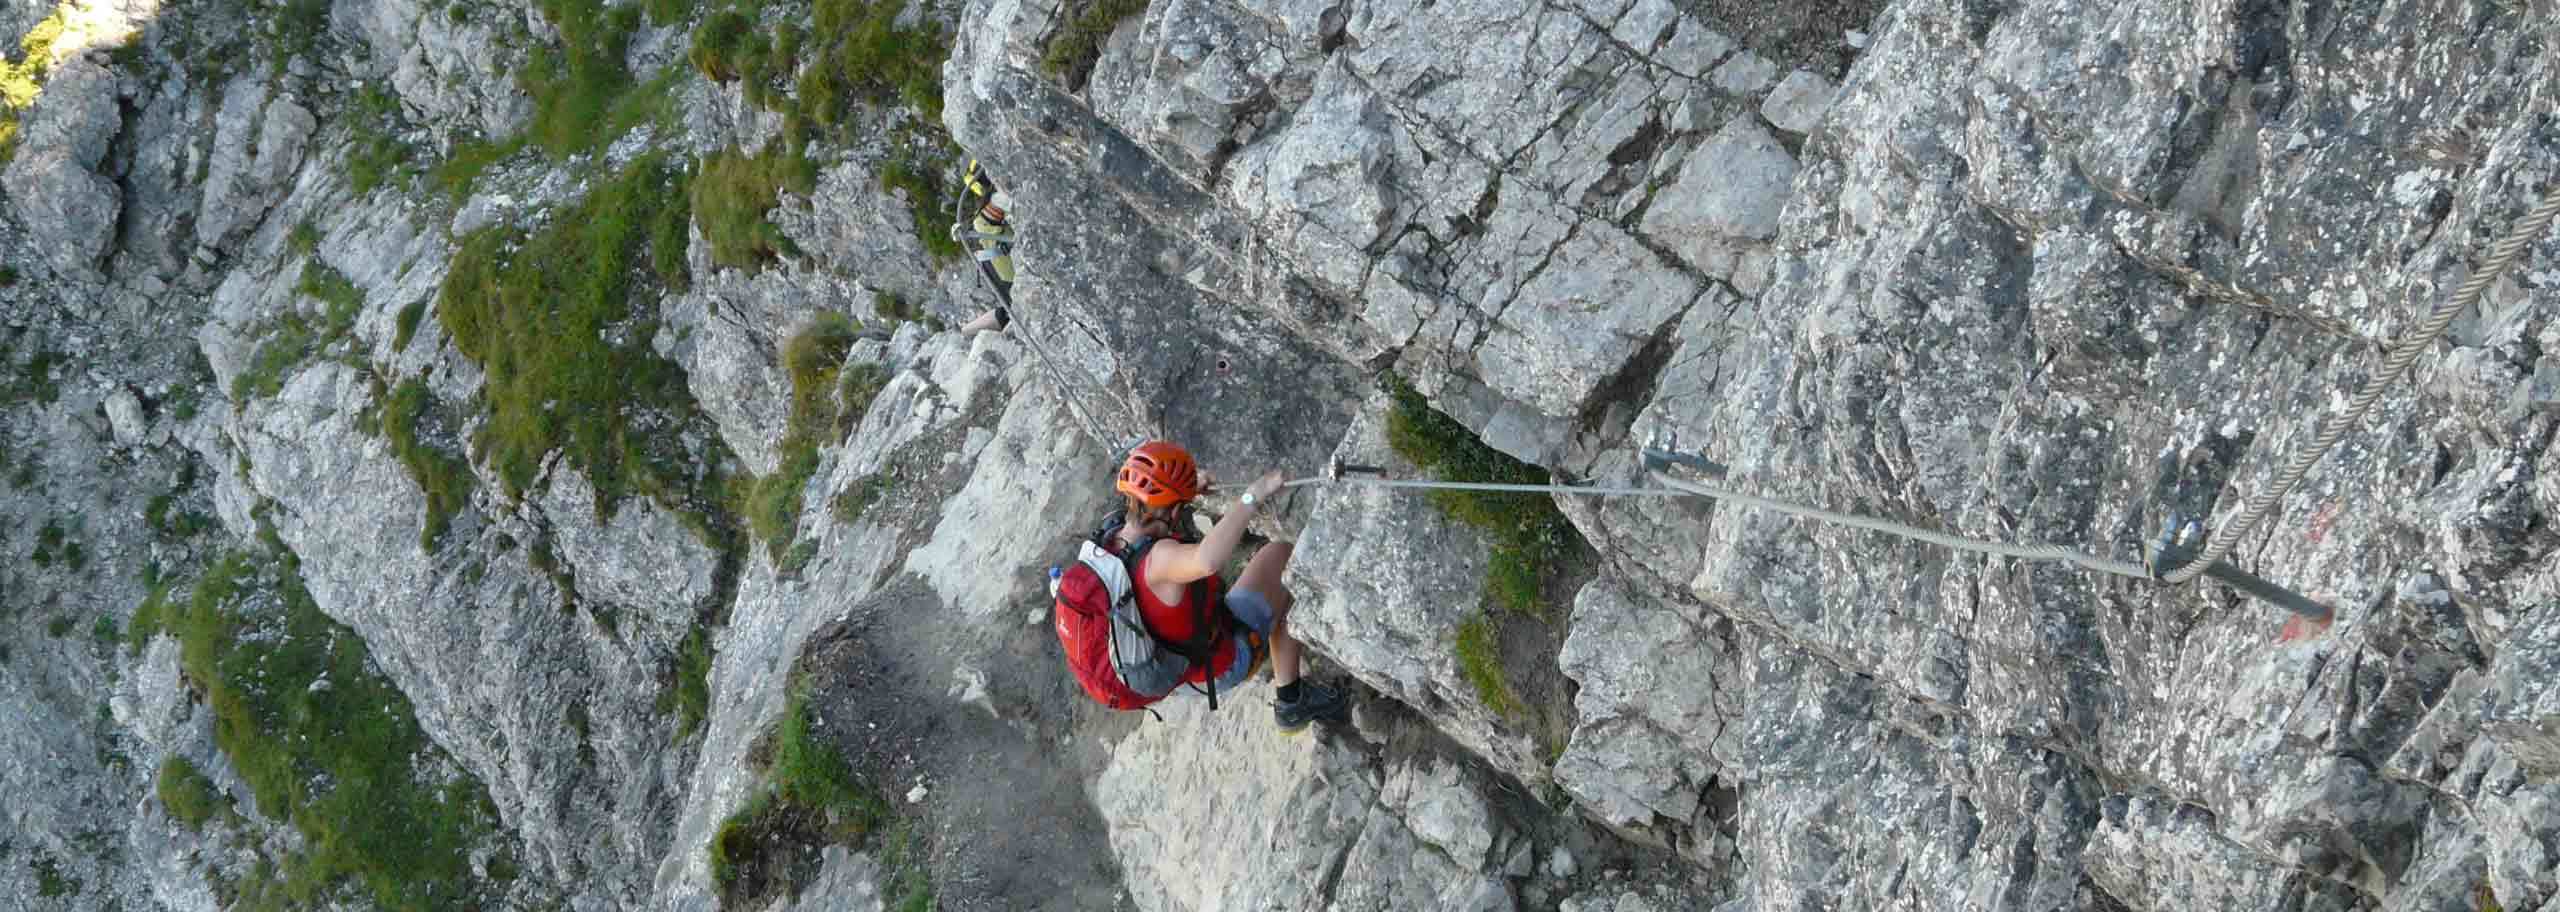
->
<box><xmin>1132</xmin><ymin>550</ymin><xmax>1239</xmax><ymax>684</ymax></box>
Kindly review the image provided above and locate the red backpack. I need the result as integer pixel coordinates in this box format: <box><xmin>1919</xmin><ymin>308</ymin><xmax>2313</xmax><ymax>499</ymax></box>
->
<box><xmin>1053</xmin><ymin>514</ymin><xmax>1237</xmax><ymax>713</ymax></box>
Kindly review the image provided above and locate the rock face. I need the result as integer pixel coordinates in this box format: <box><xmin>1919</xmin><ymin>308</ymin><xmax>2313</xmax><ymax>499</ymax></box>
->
<box><xmin>3</xmin><ymin>56</ymin><xmax>126</xmax><ymax>279</ymax></box>
<box><xmin>8</xmin><ymin>0</ymin><xmax>2560</xmax><ymax>906</ymax></box>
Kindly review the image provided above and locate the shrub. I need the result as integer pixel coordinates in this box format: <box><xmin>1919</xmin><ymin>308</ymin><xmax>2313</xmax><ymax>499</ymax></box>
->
<box><xmin>157</xmin><ymin>756</ymin><xmax>230</xmax><ymax>829</ymax></box>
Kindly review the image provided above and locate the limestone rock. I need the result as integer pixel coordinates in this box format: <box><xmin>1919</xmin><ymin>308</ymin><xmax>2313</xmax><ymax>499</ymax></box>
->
<box><xmin>1759</xmin><ymin>69</ymin><xmax>1837</xmax><ymax>135</ymax></box>
<box><xmin>1638</xmin><ymin>115</ymin><xmax>1797</xmax><ymax>279</ymax></box>
<box><xmin>2</xmin><ymin>57</ymin><xmax>126</xmax><ymax>280</ymax></box>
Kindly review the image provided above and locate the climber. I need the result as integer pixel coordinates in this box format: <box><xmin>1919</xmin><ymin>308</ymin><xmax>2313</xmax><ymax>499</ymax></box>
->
<box><xmin>952</xmin><ymin>159</ymin><xmax>1015</xmax><ymax>333</ymax></box>
<box><xmin>1057</xmin><ymin>441</ymin><xmax>1353</xmax><ymax>731</ymax></box>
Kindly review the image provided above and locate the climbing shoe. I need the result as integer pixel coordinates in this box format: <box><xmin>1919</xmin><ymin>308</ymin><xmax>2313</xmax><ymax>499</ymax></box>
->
<box><xmin>1274</xmin><ymin>681</ymin><xmax>1351</xmax><ymax>733</ymax></box>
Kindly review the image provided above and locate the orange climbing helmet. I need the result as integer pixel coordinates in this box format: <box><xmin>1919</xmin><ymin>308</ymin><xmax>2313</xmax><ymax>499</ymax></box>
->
<box><xmin>1116</xmin><ymin>440</ymin><xmax>1201</xmax><ymax>508</ymax></box>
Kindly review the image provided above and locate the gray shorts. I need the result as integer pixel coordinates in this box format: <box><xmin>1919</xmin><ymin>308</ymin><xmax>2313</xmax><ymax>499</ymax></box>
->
<box><xmin>1204</xmin><ymin>586</ymin><xmax>1278</xmax><ymax>693</ymax></box>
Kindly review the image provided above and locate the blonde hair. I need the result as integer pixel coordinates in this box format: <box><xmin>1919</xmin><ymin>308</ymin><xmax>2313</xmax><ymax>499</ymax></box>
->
<box><xmin>1123</xmin><ymin>495</ymin><xmax>1184</xmax><ymax>534</ymax></box>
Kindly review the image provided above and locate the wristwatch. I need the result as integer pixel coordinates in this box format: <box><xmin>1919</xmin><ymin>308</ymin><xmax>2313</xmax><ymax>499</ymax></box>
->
<box><xmin>1240</xmin><ymin>491</ymin><xmax>1260</xmax><ymax>508</ymax></box>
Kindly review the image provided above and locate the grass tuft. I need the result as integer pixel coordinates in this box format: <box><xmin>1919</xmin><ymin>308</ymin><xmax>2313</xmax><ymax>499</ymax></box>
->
<box><xmin>658</xmin><ymin>625</ymin><xmax>715</xmax><ymax>737</ymax></box>
<box><xmin>1454</xmin><ymin>612</ymin><xmax>1525</xmax><ymax>719</ymax></box>
<box><xmin>520</xmin><ymin>0</ymin><xmax>644</xmax><ymax>156</ymax></box>
<box><xmin>691</xmin><ymin>140</ymin><xmax>818</xmax><ymax>270</ymax></box>
<box><xmin>734</xmin><ymin>315</ymin><xmax>863</xmax><ymax>558</ymax></box>
<box><xmin>876</xmin><ymin>152</ymin><xmax>965</xmax><ymax>263</ymax></box>
<box><xmin>380</xmin><ymin>379</ymin><xmax>475</xmax><ymax>550</ymax></box>
<box><xmin>167</xmin><ymin>551</ymin><xmax>511</xmax><ymax>907</ymax></box>
<box><xmin>709</xmin><ymin>683</ymin><xmax>929</xmax><ymax>907</ymax></box>
<box><xmin>231</xmin><ymin>263</ymin><xmax>363</xmax><ymax>406</ymax></box>
<box><xmin>393</xmin><ymin>298</ymin><xmax>429</xmax><ymax>351</ymax></box>
<box><xmin>1382</xmin><ymin>374</ymin><xmax>1581</xmax><ymax>620</ymax></box>
<box><xmin>436</xmin><ymin>153</ymin><xmax>704</xmax><ymax>511</ymax></box>
<box><xmin>1040</xmin><ymin>0</ymin><xmax>1149</xmax><ymax>87</ymax></box>
<box><xmin>346</xmin><ymin>83</ymin><xmax>417</xmax><ymax>194</ymax></box>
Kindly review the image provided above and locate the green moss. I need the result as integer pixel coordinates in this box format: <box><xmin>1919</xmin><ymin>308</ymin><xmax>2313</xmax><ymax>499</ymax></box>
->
<box><xmin>691</xmin><ymin>140</ymin><xmax>817</xmax><ymax>270</ymax></box>
<box><xmin>45</xmin><ymin>616</ymin><xmax>72</xmax><ymax>637</ymax></box>
<box><xmin>167</xmin><ymin>551</ymin><xmax>511</xmax><ymax>908</ymax></box>
<box><xmin>1383</xmin><ymin>374</ymin><xmax>1581</xmax><ymax>620</ymax></box>
<box><xmin>380</xmin><ymin>379</ymin><xmax>474</xmax><ymax>550</ymax></box>
<box><xmin>659</xmin><ymin>625</ymin><xmax>714</xmax><ymax>737</ymax></box>
<box><xmin>288</xmin><ymin>221</ymin><xmax>322</xmax><ymax>256</ymax></box>
<box><xmin>1454</xmin><ymin>612</ymin><xmax>1524</xmax><ymax>719</ymax></box>
<box><xmin>157</xmin><ymin>756</ymin><xmax>230</xmax><ymax>829</ymax></box>
<box><xmin>91</xmin><ymin>615</ymin><xmax>116</xmax><ymax>644</ymax></box>
<box><xmin>1040</xmin><ymin>0</ymin><xmax>1149</xmax><ymax>86</ymax></box>
<box><xmin>436</xmin><ymin>153</ymin><xmax>705</xmax><ymax>512</ymax></box>
<box><xmin>0</xmin><ymin>265</ymin><xmax>17</xmax><ymax>286</ymax></box>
